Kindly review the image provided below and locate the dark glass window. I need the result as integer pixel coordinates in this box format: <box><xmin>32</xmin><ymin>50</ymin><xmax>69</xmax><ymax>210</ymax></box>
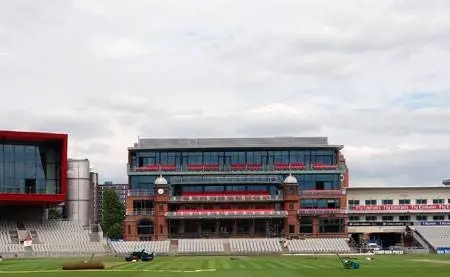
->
<box><xmin>0</xmin><ymin>143</ymin><xmax>61</xmax><ymax>194</ymax></box>
<box><xmin>300</xmin><ymin>199</ymin><xmax>340</xmax><ymax>209</ymax></box>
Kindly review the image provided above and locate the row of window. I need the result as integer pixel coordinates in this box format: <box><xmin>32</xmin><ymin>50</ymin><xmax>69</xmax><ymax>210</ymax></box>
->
<box><xmin>348</xmin><ymin>199</ymin><xmax>449</xmax><ymax>206</ymax></box>
<box><xmin>0</xmin><ymin>144</ymin><xmax>60</xmax><ymax>162</ymax></box>
<box><xmin>300</xmin><ymin>199</ymin><xmax>340</xmax><ymax>209</ymax></box>
<box><xmin>349</xmin><ymin>215</ymin><xmax>450</xmax><ymax>221</ymax></box>
<box><xmin>130</xmin><ymin>174</ymin><xmax>341</xmax><ymax>191</ymax></box>
<box><xmin>132</xmin><ymin>150</ymin><xmax>337</xmax><ymax>167</ymax></box>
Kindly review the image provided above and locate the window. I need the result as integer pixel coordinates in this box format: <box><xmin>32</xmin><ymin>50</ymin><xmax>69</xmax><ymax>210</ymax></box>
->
<box><xmin>319</xmin><ymin>218</ymin><xmax>344</xmax><ymax>233</ymax></box>
<box><xmin>128</xmin><ymin>225</ymin><xmax>131</xmax><ymax>234</ymax></box>
<box><xmin>416</xmin><ymin>215</ymin><xmax>427</xmax><ymax>221</ymax></box>
<box><xmin>349</xmin><ymin>216</ymin><xmax>360</xmax><ymax>221</ymax></box>
<box><xmin>160</xmin><ymin>224</ymin><xmax>163</xmax><ymax>234</ymax></box>
<box><xmin>399</xmin><ymin>199</ymin><xmax>410</xmax><ymax>205</ymax></box>
<box><xmin>382</xmin><ymin>216</ymin><xmax>393</xmax><ymax>221</ymax></box>
<box><xmin>348</xmin><ymin>200</ymin><xmax>360</xmax><ymax>206</ymax></box>
<box><xmin>416</xmin><ymin>199</ymin><xmax>427</xmax><ymax>204</ymax></box>
<box><xmin>399</xmin><ymin>215</ymin><xmax>410</xmax><ymax>221</ymax></box>
<box><xmin>365</xmin><ymin>216</ymin><xmax>377</xmax><ymax>221</ymax></box>
<box><xmin>433</xmin><ymin>215</ymin><xmax>445</xmax><ymax>221</ymax></box>
<box><xmin>382</xmin><ymin>199</ymin><xmax>393</xmax><ymax>205</ymax></box>
<box><xmin>433</xmin><ymin>199</ymin><xmax>444</xmax><ymax>204</ymax></box>
<box><xmin>365</xmin><ymin>200</ymin><xmax>377</xmax><ymax>205</ymax></box>
<box><xmin>289</xmin><ymin>225</ymin><xmax>295</xmax><ymax>233</ymax></box>
<box><xmin>288</xmin><ymin>203</ymin><xmax>294</xmax><ymax>210</ymax></box>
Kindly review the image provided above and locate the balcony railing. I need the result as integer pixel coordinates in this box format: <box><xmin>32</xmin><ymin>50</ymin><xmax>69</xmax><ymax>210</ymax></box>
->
<box><xmin>126</xmin><ymin>209</ymin><xmax>155</xmax><ymax>216</ymax></box>
<box><xmin>170</xmin><ymin>175</ymin><xmax>283</xmax><ymax>184</ymax></box>
<box><xmin>169</xmin><ymin>194</ymin><xmax>283</xmax><ymax>202</ymax></box>
<box><xmin>297</xmin><ymin>208</ymin><xmax>347</xmax><ymax>215</ymax></box>
<box><xmin>299</xmin><ymin>190</ymin><xmax>343</xmax><ymax>197</ymax></box>
<box><xmin>127</xmin><ymin>190</ymin><xmax>154</xmax><ymax>196</ymax></box>
<box><xmin>166</xmin><ymin>209</ymin><xmax>288</xmax><ymax>219</ymax></box>
<box><xmin>128</xmin><ymin>163</ymin><xmax>343</xmax><ymax>174</ymax></box>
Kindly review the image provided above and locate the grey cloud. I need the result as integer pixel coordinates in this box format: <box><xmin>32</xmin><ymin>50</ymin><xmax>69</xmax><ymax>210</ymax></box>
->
<box><xmin>0</xmin><ymin>110</ymin><xmax>114</xmax><ymax>140</ymax></box>
<box><xmin>1</xmin><ymin>0</ymin><xmax>450</xmax><ymax>187</ymax></box>
<box><xmin>348</xmin><ymin>148</ymin><xmax>450</xmax><ymax>186</ymax></box>
<box><xmin>77</xmin><ymin>142</ymin><xmax>112</xmax><ymax>156</ymax></box>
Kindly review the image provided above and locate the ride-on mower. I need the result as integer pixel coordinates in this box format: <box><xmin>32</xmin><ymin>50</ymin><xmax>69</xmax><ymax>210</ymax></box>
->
<box><xmin>125</xmin><ymin>249</ymin><xmax>155</xmax><ymax>262</ymax></box>
<box><xmin>336</xmin><ymin>254</ymin><xmax>360</xmax><ymax>269</ymax></box>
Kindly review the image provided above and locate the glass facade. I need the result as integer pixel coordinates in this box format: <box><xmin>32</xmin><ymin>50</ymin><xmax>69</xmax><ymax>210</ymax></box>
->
<box><xmin>132</xmin><ymin>149</ymin><xmax>337</xmax><ymax>168</ymax></box>
<box><xmin>300</xmin><ymin>199</ymin><xmax>341</xmax><ymax>209</ymax></box>
<box><xmin>0</xmin><ymin>143</ymin><xmax>61</xmax><ymax>194</ymax></box>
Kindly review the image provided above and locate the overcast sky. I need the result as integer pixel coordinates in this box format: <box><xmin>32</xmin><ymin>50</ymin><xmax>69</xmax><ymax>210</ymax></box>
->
<box><xmin>1</xmin><ymin>0</ymin><xmax>450</xmax><ymax>187</ymax></box>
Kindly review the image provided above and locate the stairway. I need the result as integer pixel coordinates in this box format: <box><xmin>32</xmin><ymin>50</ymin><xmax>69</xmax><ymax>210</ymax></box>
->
<box><xmin>29</xmin><ymin>230</ymin><xmax>40</xmax><ymax>244</ymax></box>
<box><xmin>280</xmin><ymin>240</ymin><xmax>289</xmax><ymax>254</ymax></box>
<box><xmin>169</xmin><ymin>240</ymin><xmax>179</xmax><ymax>256</ymax></box>
<box><xmin>89</xmin><ymin>232</ymin><xmax>100</xmax><ymax>242</ymax></box>
<box><xmin>223</xmin><ymin>242</ymin><xmax>231</xmax><ymax>254</ymax></box>
<box><xmin>9</xmin><ymin>230</ymin><xmax>19</xmax><ymax>244</ymax></box>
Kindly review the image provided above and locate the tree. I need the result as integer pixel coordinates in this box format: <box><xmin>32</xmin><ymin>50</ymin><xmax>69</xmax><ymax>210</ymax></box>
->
<box><xmin>108</xmin><ymin>222</ymin><xmax>123</xmax><ymax>239</ymax></box>
<box><xmin>48</xmin><ymin>206</ymin><xmax>62</xmax><ymax>220</ymax></box>
<box><xmin>101</xmin><ymin>189</ymin><xmax>125</xmax><ymax>239</ymax></box>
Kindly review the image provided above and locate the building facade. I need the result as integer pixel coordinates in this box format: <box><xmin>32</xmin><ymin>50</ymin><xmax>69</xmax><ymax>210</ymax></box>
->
<box><xmin>346</xmin><ymin>186</ymin><xmax>450</xmax><ymax>247</ymax></box>
<box><xmin>124</xmin><ymin>137</ymin><xmax>349</xmax><ymax>241</ymax></box>
<box><xmin>94</xmin><ymin>181</ymin><xmax>128</xmax><ymax>223</ymax></box>
<box><xmin>0</xmin><ymin>130</ymin><xmax>68</xmax><ymax>220</ymax></box>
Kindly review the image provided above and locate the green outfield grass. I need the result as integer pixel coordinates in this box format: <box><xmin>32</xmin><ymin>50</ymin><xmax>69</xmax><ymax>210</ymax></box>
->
<box><xmin>0</xmin><ymin>255</ymin><xmax>450</xmax><ymax>277</ymax></box>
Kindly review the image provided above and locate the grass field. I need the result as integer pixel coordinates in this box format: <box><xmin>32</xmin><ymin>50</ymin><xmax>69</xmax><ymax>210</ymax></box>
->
<box><xmin>1</xmin><ymin>255</ymin><xmax>450</xmax><ymax>277</ymax></box>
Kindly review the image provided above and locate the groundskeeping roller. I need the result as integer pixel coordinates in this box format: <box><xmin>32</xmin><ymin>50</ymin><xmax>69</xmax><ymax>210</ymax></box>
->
<box><xmin>336</xmin><ymin>254</ymin><xmax>360</xmax><ymax>270</ymax></box>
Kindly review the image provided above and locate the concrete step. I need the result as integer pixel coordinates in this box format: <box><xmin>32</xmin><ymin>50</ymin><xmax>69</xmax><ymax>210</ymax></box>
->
<box><xmin>223</xmin><ymin>242</ymin><xmax>231</xmax><ymax>254</ymax></box>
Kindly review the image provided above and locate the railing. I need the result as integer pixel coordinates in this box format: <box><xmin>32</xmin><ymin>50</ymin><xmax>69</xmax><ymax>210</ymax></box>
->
<box><xmin>169</xmin><ymin>194</ymin><xmax>283</xmax><ymax>202</ymax></box>
<box><xmin>128</xmin><ymin>163</ymin><xmax>344</xmax><ymax>173</ymax></box>
<box><xmin>127</xmin><ymin>190</ymin><xmax>154</xmax><ymax>196</ymax></box>
<box><xmin>166</xmin><ymin>209</ymin><xmax>288</xmax><ymax>218</ymax></box>
<box><xmin>297</xmin><ymin>208</ymin><xmax>347</xmax><ymax>215</ymax></box>
<box><xmin>0</xmin><ymin>188</ymin><xmax>61</xmax><ymax>195</ymax></box>
<box><xmin>170</xmin><ymin>175</ymin><xmax>283</xmax><ymax>184</ymax></box>
<box><xmin>126</xmin><ymin>209</ymin><xmax>155</xmax><ymax>216</ymax></box>
<box><xmin>299</xmin><ymin>190</ymin><xmax>343</xmax><ymax>196</ymax></box>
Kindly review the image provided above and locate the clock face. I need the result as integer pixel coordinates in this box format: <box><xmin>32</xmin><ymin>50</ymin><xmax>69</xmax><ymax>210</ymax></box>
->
<box><xmin>158</xmin><ymin>188</ymin><xmax>164</xmax><ymax>195</ymax></box>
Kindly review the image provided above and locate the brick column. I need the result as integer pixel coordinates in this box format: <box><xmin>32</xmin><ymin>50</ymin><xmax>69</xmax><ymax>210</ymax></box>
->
<box><xmin>312</xmin><ymin>217</ymin><xmax>319</xmax><ymax>237</ymax></box>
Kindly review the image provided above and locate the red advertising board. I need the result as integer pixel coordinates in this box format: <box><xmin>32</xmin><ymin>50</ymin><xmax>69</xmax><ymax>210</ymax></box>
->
<box><xmin>349</xmin><ymin>204</ymin><xmax>450</xmax><ymax>211</ymax></box>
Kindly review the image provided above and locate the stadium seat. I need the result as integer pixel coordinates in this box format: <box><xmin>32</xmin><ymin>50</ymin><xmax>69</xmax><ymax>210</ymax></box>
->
<box><xmin>412</xmin><ymin>226</ymin><xmax>450</xmax><ymax>249</ymax></box>
<box><xmin>286</xmin><ymin>238</ymin><xmax>352</xmax><ymax>253</ymax></box>
<box><xmin>109</xmin><ymin>240</ymin><xmax>170</xmax><ymax>255</ymax></box>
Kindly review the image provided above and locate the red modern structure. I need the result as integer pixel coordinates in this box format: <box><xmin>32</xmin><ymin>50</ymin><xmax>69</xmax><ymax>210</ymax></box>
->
<box><xmin>0</xmin><ymin>130</ymin><xmax>68</xmax><ymax>205</ymax></box>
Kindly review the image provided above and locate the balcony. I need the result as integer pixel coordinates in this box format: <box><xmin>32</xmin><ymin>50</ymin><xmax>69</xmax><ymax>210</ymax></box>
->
<box><xmin>127</xmin><ymin>190</ymin><xmax>154</xmax><ymax>197</ymax></box>
<box><xmin>166</xmin><ymin>209</ymin><xmax>288</xmax><ymax>219</ymax></box>
<box><xmin>128</xmin><ymin>163</ymin><xmax>343</xmax><ymax>175</ymax></box>
<box><xmin>298</xmin><ymin>208</ymin><xmax>347</xmax><ymax>215</ymax></box>
<box><xmin>169</xmin><ymin>191</ymin><xmax>283</xmax><ymax>202</ymax></box>
<box><xmin>299</xmin><ymin>190</ymin><xmax>343</xmax><ymax>198</ymax></box>
<box><xmin>126</xmin><ymin>209</ymin><xmax>155</xmax><ymax>216</ymax></box>
<box><xmin>170</xmin><ymin>175</ymin><xmax>282</xmax><ymax>184</ymax></box>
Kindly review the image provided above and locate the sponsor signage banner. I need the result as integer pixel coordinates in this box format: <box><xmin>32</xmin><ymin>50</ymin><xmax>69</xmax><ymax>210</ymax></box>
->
<box><xmin>349</xmin><ymin>204</ymin><xmax>450</xmax><ymax>211</ymax></box>
<box><xmin>348</xmin><ymin>221</ymin><xmax>413</xmax><ymax>227</ymax></box>
<box><xmin>420</xmin><ymin>221</ymin><xmax>450</xmax><ymax>226</ymax></box>
<box><xmin>436</xmin><ymin>247</ymin><xmax>450</xmax><ymax>254</ymax></box>
<box><xmin>374</xmin><ymin>250</ymin><xmax>404</xmax><ymax>255</ymax></box>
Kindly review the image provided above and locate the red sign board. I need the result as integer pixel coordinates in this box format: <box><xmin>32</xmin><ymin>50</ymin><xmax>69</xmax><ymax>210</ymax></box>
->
<box><xmin>350</xmin><ymin>204</ymin><xmax>450</xmax><ymax>211</ymax></box>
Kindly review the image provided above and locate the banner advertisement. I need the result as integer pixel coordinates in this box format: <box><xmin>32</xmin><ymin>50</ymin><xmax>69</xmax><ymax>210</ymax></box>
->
<box><xmin>436</xmin><ymin>248</ymin><xmax>450</xmax><ymax>254</ymax></box>
<box><xmin>349</xmin><ymin>204</ymin><xmax>450</xmax><ymax>211</ymax></box>
<box><xmin>373</xmin><ymin>250</ymin><xmax>404</xmax><ymax>255</ymax></box>
<box><xmin>420</xmin><ymin>221</ymin><xmax>450</xmax><ymax>226</ymax></box>
<box><xmin>348</xmin><ymin>221</ymin><xmax>413</xmax><ymax>226</ymax></box>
